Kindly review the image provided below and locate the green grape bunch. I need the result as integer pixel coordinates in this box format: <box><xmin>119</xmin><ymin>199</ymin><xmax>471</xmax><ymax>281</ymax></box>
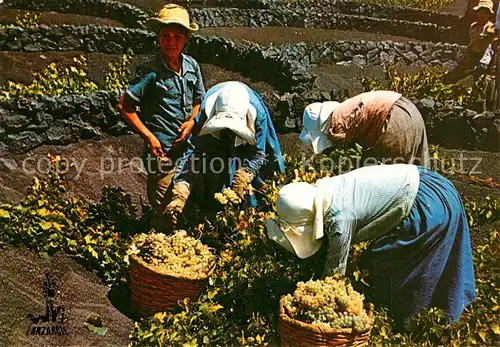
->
<box><xmin>282</xmin><ymin>277</ymin><xmax>369</xmax><ymax>333</ymax></box>
<box><xmin>131</xmin><ymin>230</ymin><xmax>215</xmax><ymax>280</ymax></box>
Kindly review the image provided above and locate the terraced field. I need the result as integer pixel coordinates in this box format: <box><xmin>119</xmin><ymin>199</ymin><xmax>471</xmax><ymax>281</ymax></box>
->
<box><xmin>0</xmin><ymin>0</ymin><xmax>498</xmax><ymax>346</ymax></box>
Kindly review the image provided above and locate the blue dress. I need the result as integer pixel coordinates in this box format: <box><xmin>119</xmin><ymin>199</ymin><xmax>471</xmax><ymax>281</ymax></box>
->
<box><xmin>357</xmin><ymin>167</ymin><xmax>476</xmax><ymax>324</ymax></box>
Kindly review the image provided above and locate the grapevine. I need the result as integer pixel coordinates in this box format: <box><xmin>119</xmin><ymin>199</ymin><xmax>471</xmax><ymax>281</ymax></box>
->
<box><xmin>215</xmin><ymin>188</ymin><xmax>242</xmax><ymax>205</ymax></box>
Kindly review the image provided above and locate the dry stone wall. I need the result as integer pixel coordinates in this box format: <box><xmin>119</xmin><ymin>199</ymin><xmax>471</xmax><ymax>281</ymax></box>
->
<box><xmin>178</xmin><ymin>0</ymin><xmax>461</xmax><ymax>29</ymax></box>
<box><xmin>0</xmin><ymin>92</ymin><xmax>125</xmax><ymax>155</ymax></box>
<box><xmin>0</xmin><ymin>26</ymin><xmax>314</xmax><ymax>92</ymax></box>
<box><xmin>0</xmin><ymin>3</ymin><xmax>497</xmax><ymax>153</ymax></box>
<box><xmin>0</xmin><ymin>25</ymin><xmax>464</xmax><ymax>70</ymax></box>
<box><xmin>271</xmin><ymin>41</ymin><xmax>463</xmax><ymax>70</ymax></box>
<box><xmin>281</xmin><ymin>0</ymin><xmax>460</xmax><ymax>27</ymax></box>
<box><xmin>0</xmin><ymin>90</ymin><xmax>498</xmax><ymax>155</ymax></box>
<box><xmin>190</xmin><ymin>7</ymin><xmax>457</xmax><ymax>43</ymax></box>
<box><xmin>0</xmin><ymin>25</ymin><xmax>156</xmax><ymax>53</ymax></box>
<box><xmin>4</xmin><ymin>0</ymin><xmax>462</xmax><ymax>43</ymax></box>
<box><xmin>4</xmin><ymin>0</ymin><xmax>151</xmax><ymax>28</ymax></box>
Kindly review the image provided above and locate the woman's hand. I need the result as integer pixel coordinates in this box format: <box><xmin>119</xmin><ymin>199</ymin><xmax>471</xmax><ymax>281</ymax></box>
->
<box><xmin>175</xmin><ymin>119</ymin><xmax>196</xmax><ymax>144</ymax></box>
<box><xmin>232</xmin><ymin>168</ymin><xmax>254</xmax><ymax>199</ymax></box>
<box><xmin>147</xmin><ymin>135</ymin><xmax>166</xmax><ymax>159</ymax></box>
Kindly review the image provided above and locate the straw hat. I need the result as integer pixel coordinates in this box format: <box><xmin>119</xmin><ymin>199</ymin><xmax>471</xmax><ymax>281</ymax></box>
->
<box><xmin>299</xmin><ymin>101</ymin><xmax>339</xmax><ymax>154</ymax></box>
<box><xmin>473</xmin><ymin>0</ymin><xmax>494</xmax><ymax>14</ymax></box>
<box><xmin>147</xmin><ymin>4</ymin><xmax>199</xmax><ymax>32</ymax></box>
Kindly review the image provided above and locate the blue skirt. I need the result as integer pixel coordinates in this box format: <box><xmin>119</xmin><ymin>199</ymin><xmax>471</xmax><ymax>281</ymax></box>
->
<box><xmin>361</xmin><ymin>167</ymin><xmax>476</xmax><ymax>324</ymax></box>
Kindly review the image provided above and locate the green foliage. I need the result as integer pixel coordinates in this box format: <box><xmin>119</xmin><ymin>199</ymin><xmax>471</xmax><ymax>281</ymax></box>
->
<box><xmin>282</xmin><ymin>143</ymin><xmax>365</xmax><ymax>183</ymax></box>
<box><xmin>98</xmin><ymin>185</ymin><xmax>141</xmax><ymax>234</ymax></box>
<box><xmin>129</xmin><ymin>151</ymin><xmax>500</xmax><ymax>346</ymax></box>
<box><xmin>362</xmin><ymin>65</ymin><xmax>488</xmax><ymax>110</ymax></box>
<box><xmin>465</xmin><ymin>196</ymin><xmax>500</xmax><ymax>227</ymax></box>
<box><xmin>0</xmin><ymin>56</ymin><xmax>99</xmax><ymax>101</ymax></box>
<box><xmin>0</xmin><ymin>150</ymin><xmax>498</xmax><ymax>346</ymax></box>
<box><xmin>130</xmin><ymin>299</ymin><xmax>241</xmax><ymax>346</ymax></box>
<box><xmin>0</xmin><ymin>52</ymin><xmax>135</xmax><ymax>101</ymax></box>
<box><xmin>0</xmin><ymin>155</ymin><xmax>138</xmax><ymax>284</ymax></box>
<box><xmin>86</xmin><ymin>313</ymin><xmax>108</xmax><ymax>336</ymax></box>
<box><xmin>429</xmin><ymin>145</ymin><xmax>500</xmax><ymax>190</ymax></box>
<box><xmin>363</xmin><ymin>0</ymin><xmax>453</xmax><ymax>11</ymax></box>
<box><xmin>0</xmin><ymin>11</ymin><xmax>40</xmax><ymax>29</ymax></box>
<box><xmin>15</xmin><ymin>11</ymin><xmax>40</xmax><ymax>27</ymax></box>
<box><xmin>102</xmin><ymin>52</ymin><xmax>134</xmax><ymax>92</ymax></box>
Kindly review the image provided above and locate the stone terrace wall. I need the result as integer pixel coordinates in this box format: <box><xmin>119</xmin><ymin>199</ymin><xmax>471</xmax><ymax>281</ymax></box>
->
<box><xmin>305</xmin><ymin>41</ymin><xmax>464</xmax><ymax>68</ymax></box>
<box><xmin>0</xmin><ymin>92</ymin><xmax>497</xmax><ymax>155</ymax></box>
<box><xmin>4</xmin><ymin>0</ymin><xmax>151</xmax><ymax>28</ymax></box>
<box><xmin>0</xmin><ymin>26</ymin><xmax>316</xmax><ymax>92</ymax></box>
<box><xmin>177</xmin><ymin>0</ymin><xmax>273</xmax><ymax>9</ymax></box>
<box><xmin>5</xmin><ymin>0</ymin><xmax>461</xmax><ymax>29</ymax></box>
<box><xmin>0</xmin><ymin>26</ymin><xmax>311</xmax><ymax>91</ymax></box>
<box><xmin>278</xmin><ymin>0</ymin><xmax>461</xmax><ymax>27</ymax></box>
<box><xmin>190</xmin><ymin>8</ymin><xmax>457</xmax><ymax>43</ymax></box>
<box><xmin>179</xmin><ymin>0</ymin><xmax>461</xmax><ymax>28</ymax></box>
<box><xmin>0</xmin><ymin>25</ymin><xmax>464</xmax><ymax>71</ymax></box>
<box><xmin>0</xmin><ymin>25</ymin><xmax>156</xmax><ymax>54</ymax></box>
<box><xmin>0</xmin><ymin>92</ymin><xmax>126</xmax><ymax>155</ymax></box>
<box><xmin>4</xmin><ymin>0</ymin><xmax>461</xmax><ymax>43</ymax></box>
<box><xmin>188</xmin><ymin>36</ymin><xmax>316</xmax><ymax>93</ymax></box>
<box><xmin>0</xmin><ymin>25</ymin><xmax>157</xmax><ymax>53</ymax></box>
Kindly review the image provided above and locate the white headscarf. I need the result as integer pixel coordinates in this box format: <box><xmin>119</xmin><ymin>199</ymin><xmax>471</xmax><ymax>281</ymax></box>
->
<box><xmin>265</xmin><ymin>180</ymin><xmax>333</xmax><ymax>259</ymax></box>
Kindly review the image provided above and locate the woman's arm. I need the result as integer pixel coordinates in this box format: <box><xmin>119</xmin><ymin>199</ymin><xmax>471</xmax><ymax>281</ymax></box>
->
<box><xmin>242</xmin><ymin>116</ymin><xmax>267</xmax><ymax>176</ymax></box>
<box><xmin>321</xmin><ymin>213</ymin><xmax>357</xmax><ymax>277</ymax></box>
<box><xmin>231</xmin><ymin>113</ymin><xmax>267</xmax><ymax>198</ymax></box>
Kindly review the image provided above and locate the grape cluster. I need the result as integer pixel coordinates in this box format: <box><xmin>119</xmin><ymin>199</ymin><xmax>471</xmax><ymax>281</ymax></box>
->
<box><xmin>282</xmin><ymin>277</ymin><xmax>369</xmax><ymax>333</ymax></box>
<box><xmin>214</xmin><ymin>188</ymin><xmax>241</xmax><ymax>205</ymax></box>
<box><xmin>132</xmin><ymin>230</ymin><xmax>215</xmax><ymax>280</ymax></box>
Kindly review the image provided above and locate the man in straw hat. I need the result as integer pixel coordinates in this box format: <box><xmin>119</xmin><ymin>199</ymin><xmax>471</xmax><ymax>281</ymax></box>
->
<box><xmin>118</xmin><ymin>4</ymin><xmax>205</xmax><ymax>232</ymax></box>
<box><xmin>165</xmin><ymin>81</ymin><xmax>285</xmax><ymax>224</ymax></box>
<box><xmin>299</xmin><ymin>90</ymin><xmax>430</xmax><ymax>167</ymax></box>
<box><xmin>265</xmin><ymin>164</ymin><xmax>476</xmax><ymax>327</ymax></box>
<box><xmin>444</xmin><ymin>0</ymin><xmax>495</xmax><ymax>84</ymax></box>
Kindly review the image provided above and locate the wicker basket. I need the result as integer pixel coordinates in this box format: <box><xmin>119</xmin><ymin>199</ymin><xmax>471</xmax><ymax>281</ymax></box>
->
<box><xmin>279</xmin><ymin>296</ymin><xmax>375</xmax><ymax>347</ymax></box>
<box><xmin>129</xmin><ymin>254</ymin><xmax>214</xmax><ymax>317</ymax></box>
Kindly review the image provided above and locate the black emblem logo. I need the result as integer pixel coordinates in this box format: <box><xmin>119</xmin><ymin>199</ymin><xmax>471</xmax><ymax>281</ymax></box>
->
<box><xmin>26</xmin><ymin>270</ymin><xmax>69</xmax><ymax>336</ymax></box>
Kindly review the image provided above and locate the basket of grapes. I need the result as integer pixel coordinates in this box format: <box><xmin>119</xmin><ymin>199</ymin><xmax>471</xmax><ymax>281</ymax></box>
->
<box><xmin>128</xmin><ymin>230</ymin><xmax>216</xmax><ymax>316</ymax></box>
<box><xmin>279</xmin><ymin>277</ymin><xmax>374</xmax><ymax>347</ymax></box>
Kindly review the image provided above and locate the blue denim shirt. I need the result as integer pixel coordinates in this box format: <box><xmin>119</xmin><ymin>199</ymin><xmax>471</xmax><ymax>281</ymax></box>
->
<box><xmin>176</xmin><ymin>82</ymin><xmax>285</xmax><ymax>202</ymax></box>
<box><xmin>125</xmin><ymin>51</ymin><xmax>205</xmax><ymax>158</ymax></box>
